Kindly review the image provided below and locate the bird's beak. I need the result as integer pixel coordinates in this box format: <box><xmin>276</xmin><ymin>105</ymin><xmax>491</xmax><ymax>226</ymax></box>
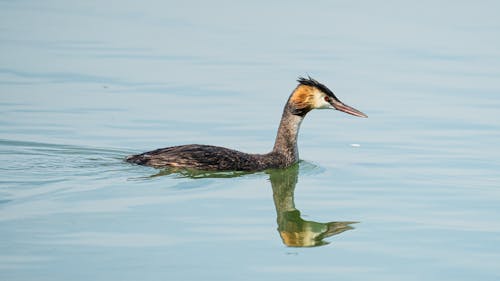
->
<box><xmin>331</xmin><ymin>100</ymin><xmax>368</xmax><ymax>118</ymax></box>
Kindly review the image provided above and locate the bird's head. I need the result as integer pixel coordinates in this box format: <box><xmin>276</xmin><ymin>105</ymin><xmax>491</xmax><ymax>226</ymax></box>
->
<box><xmin>289</xmin><ymin>76</ymin><xmax>367</xmax><ymax>118</ymax></box>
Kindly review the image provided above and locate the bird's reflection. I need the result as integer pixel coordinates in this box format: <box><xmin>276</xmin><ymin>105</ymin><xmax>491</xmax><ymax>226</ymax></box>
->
<box><xmin>268</xmin><ymin>164</ymin><xmax>357</xmax><ymax>247</ymax></box>
<box><xmin>148</xmin><ymin>162</ymin><xmax>357</xmax><ymax>247</ymax></box>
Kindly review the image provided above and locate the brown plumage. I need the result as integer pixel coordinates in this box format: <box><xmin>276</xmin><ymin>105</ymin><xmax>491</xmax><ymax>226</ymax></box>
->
<box><xmin>127</xmin><ymin>145</ymin><xmax>288</xmax><ymax>171</ymax></box>
<box><xmin>290</xmin><ymin>85</ymin><xmax>316</xmax><ymax>114</ymax></box>
<box><xmin>126</xmin><ymin>77</ymin><xmax>367</xmax><ymax>171</ymax></box>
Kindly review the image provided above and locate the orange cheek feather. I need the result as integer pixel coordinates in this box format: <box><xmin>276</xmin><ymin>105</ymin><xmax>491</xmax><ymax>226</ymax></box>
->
<box><xmin>290</xmin><ymin>85</ymin><xmax>315</xmax><ymax>110</ymax></box>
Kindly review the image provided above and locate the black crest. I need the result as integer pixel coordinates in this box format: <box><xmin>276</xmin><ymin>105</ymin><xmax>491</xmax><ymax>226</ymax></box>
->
<box><xmin>297</xmin><ymin>76</ymin><xmax>339</xmax><ymax>101</ymax></box>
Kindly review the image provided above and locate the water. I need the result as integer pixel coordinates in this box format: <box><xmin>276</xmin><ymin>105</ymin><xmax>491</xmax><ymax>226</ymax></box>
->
<box><xmin>1</xmin><ymin>1</ymin><xmax>500</xmax><ymax>280</ymax></box>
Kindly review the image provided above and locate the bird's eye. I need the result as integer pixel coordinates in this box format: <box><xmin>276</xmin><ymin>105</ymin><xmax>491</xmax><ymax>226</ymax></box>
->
<box><xmin>324</xmin><ymin>96</ymin><xmax>329</xmax><ymax>102</ymax></box>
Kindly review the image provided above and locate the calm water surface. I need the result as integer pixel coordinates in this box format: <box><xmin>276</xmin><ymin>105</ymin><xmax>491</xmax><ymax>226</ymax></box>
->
<box><xmin>1</xmin><ymin>1</ymin><xmax>500</xmax><ymax>280</ymax></box>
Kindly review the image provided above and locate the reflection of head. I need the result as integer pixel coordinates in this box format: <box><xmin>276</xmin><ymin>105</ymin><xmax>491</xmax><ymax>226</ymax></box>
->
<box><xmin>278</xmin><ymin>210</ymin><xmax>356</xmax><ymax>247</ymax></box>
<box><xmin>269</xmin><ymin>164</ymin><xmax>357</xmax><ymax>247</ymax></box>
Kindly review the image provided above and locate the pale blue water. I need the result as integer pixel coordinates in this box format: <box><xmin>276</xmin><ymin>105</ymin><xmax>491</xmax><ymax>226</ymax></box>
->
<box><xmin>1</xmin><ymin>1</ymin><xmax>500</xmax><ymax>280</ymax></box>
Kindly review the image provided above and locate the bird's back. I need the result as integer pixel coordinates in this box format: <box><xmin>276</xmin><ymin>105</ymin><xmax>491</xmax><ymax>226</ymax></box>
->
<box><xmin>126</xmin><ymin>144</ymin><xmax>265</xmax><ymax>171</ymax></box>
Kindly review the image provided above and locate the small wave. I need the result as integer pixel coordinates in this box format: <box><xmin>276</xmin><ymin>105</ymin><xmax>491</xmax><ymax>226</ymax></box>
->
<box><xmin>0</xmin><ymin>139</ymin><xmax>134</xmax><ymax>178</ymax></box>
<box><xmin>127</xmin><ymin>160</ymin><xmax>324</xmax><ymax>181</ymax></box>
<box><xmin>0</xmin><ymin>139</ymin><xmax>131</xmax><ymax>156</ymax></box>
<box><xmin>298</xmin><ymin>160</ymin><xmax>326</xmax><ymax>176</ymax></box>
<box><xmin>0</xmin><ymin>139</ymin><xmax>139</xmax><ymax>202</ymax></box>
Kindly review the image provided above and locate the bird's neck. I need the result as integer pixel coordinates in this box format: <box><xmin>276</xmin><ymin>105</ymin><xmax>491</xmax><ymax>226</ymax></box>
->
<box><xmin>272</xmin><ymin>102</ymin><xmax>304</xmax><ymax>164</ymax></box>
<box><xmin>270</xmin><ymin>166</ymin><xmax>299</xmax><ymax>213</ymax></box>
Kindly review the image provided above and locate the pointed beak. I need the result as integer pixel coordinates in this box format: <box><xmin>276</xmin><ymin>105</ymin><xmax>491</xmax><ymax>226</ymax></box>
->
<box><xmin>331</xmin><ymin>100</ymin><xmax>368</xmax><ymax>118</ymax></box>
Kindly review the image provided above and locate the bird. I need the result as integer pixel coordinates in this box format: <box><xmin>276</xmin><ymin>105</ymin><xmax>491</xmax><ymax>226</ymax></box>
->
<box><xmin>126</xmin><ymin>77</ymin><xmax>367</xmax><ymax>171</ymax></box>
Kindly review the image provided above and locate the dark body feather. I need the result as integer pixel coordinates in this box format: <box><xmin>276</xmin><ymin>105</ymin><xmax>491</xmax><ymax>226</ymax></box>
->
<box><xmin>126</xmin><ymin>144</ymin><xmax>289</xmax><ymax>171</ymax></box>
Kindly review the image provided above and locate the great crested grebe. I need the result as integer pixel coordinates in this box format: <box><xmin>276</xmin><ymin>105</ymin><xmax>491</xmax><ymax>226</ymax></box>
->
<box><xmin>126</xmin><ymin>77</ymin><xmax>367</xmax><ymax>171</ymax></box>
